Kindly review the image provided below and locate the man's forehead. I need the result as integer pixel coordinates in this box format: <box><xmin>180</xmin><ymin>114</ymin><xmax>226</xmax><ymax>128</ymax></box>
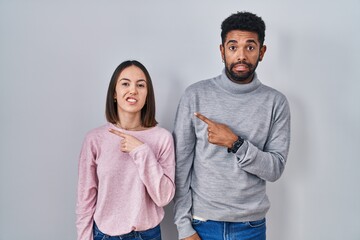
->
<box><xmin>225</xmin><ymin>30</ymin><xmax>259</xmax><ymax>44</ymax></box>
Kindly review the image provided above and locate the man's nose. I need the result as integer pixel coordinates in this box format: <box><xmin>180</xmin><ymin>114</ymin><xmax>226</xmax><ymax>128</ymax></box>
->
<box><xmin>237</xmin><ymin>48</ymin><xmax>246</xmax><ymax>62</ymax></box>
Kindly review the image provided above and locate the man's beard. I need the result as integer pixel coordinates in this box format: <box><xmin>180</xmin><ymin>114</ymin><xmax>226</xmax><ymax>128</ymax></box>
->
<box><xmin>225</xmin><ymin>58</ymin><xmax>260</xmax><ymax>83</ymax></box>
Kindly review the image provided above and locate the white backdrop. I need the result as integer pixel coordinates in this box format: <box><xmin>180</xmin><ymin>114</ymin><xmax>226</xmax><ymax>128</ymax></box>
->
<box><xmin>1</xmin><ymin>0</ymin><xmax>360</xmax><ymax>239</ymax></box>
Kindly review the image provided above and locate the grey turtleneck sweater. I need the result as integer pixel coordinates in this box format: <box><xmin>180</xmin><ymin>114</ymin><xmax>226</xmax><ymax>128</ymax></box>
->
<box><xmin>173</xmin><ymin>70</ymin><xmax>291</xmax><ymax>239</ymax></box>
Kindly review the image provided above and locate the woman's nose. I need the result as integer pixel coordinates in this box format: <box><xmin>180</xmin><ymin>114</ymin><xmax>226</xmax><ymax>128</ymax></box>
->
<box><xmin>129</xmin><ymin>84</ymin><xmax>138</xmax><ymax>95</ymax></box>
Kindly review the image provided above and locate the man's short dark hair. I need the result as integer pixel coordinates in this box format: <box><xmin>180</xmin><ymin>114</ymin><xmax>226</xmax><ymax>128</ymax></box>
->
<box><xmin>221</xmin><ymin>11</ymin><xmax>266</xmax><ymax>46</ymax></box>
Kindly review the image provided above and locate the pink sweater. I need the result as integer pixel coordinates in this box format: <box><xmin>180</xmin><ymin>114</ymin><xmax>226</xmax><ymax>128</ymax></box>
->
<box><xmin>76</xmin><ymin>123</ymin><xmax>175</xmax><ymax>240</ymax></box>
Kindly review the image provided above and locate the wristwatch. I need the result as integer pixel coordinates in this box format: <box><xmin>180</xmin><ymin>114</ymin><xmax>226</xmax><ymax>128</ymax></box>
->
<box><xmin>227</xmin><ymin>136</ymin><xmax>244</xmax><ymax>153</ymax></box>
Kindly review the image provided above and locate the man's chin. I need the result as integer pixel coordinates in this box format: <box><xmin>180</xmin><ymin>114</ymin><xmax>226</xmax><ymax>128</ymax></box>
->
<box><xmin>225</xmin><ymin>67</ymin><xmax>254</xmax><ymax>82</ymax></box>
<box><xmin>230</xmin><ymin>72</ymin><xmax>251</xmax><ymax>82</ymax></box>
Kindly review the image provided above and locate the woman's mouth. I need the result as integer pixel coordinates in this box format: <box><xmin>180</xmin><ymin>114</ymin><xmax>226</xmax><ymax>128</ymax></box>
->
<box><xmin>126</xmin><ymin>97</ymin><xmax>137</xmax><ymax>103</ymax></box>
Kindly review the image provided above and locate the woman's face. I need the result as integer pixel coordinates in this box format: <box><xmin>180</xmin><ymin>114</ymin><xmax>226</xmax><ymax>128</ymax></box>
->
<box><xmin>114</xmin><ymin>65</ymin><xmax>148</xmax><ymax>116</ymax></box>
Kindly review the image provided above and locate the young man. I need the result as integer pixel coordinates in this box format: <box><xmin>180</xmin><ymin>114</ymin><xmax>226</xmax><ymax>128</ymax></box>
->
<box><xmin>173</xmin><ymin>12</ymin><xmax>291</xmax><ymax>240</ymax></box>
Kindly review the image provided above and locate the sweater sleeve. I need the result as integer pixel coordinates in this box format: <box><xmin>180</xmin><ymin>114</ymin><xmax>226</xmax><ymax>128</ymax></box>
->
<box><xmin>76</xmin><ymin>135</ymin><xmax>98</xmax><ymax>240</ymax></box>
<box><xmin>172</xmin><ymin>94</ymin><xmax>198</xmax><ymax>239</ymax></box>
<box><xmin>129</xmin><ymin>131</ymin><xmax>175</xmax><ymax>207</ymax></box>
<box><xmin>236</xmin><ymin>97</ymin><xmax>291</xmax><ymax>182</ymax></box>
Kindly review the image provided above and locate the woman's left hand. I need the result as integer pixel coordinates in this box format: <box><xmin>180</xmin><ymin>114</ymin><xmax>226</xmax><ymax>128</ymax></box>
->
<box><xmin>109</xmin><ymin>128</ymin><xmax>144</xmax><ymax>153</ymax></box>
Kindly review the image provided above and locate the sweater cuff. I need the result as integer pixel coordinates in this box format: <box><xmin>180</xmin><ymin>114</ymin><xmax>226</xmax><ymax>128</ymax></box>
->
<box><xmin>235</xmin><ymin>140</ymin><xmax>249</xmax><ymax>163</ymax></box>
<box><xmin>129</xmin><ymin>144</ymin><xmax>156</xmax><ymax>164</ymax></box>
<box><xmin>129</xmin><ymin>143</ymin><xmax>148</xmax><ymax>155</ymax></box>
<box><xmin>177</xmin><ymin>222</ymin><xmax>197</xmax><ymax>239</ymax></box>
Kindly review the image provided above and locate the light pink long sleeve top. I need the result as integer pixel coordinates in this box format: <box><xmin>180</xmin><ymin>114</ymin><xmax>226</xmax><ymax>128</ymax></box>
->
<box><xmin>76</xmin><ymin>123</ymin><xmax>175</xmax><ymax>240</ymax></box>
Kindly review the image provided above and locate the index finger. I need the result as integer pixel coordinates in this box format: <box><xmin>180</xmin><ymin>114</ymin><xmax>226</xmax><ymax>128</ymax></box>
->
<box><xmin>108</xmin><ymin>128</ymin><xmax>127</xmax><ymax>138</ymax></box>
<box><xmin>194</xmin><ymin>112</ymin><xmax>213</xmax><ymax>125</ymax></box>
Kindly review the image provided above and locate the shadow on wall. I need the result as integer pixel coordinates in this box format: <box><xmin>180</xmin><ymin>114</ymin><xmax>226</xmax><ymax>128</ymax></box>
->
<box><xmin>158</xmin><ymin>73</ymin><xmax>186</xmax><ymax>131</ymax></box>
<box><xmin>161</xmin><ymin>202</ymin><xmax>178</xmax><ymax>240</ymax></box>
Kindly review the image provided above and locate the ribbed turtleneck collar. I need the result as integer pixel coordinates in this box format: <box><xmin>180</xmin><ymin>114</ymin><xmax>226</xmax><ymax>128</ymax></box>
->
<box><xmin>214</xmin><ymin>69</ymin><xmax>262</xmax><ymax>95</ymax></box>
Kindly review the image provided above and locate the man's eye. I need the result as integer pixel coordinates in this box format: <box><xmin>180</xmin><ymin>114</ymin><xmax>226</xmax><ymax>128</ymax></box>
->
<box><xmin>229</xmin><ymin>46</ymin><xmax>237</xmax><ymax>51</ymax></box>
<box><xmin>247</xmin><ymin>46</ymin><xmax>255</xmax><ymax>51</ymax></box>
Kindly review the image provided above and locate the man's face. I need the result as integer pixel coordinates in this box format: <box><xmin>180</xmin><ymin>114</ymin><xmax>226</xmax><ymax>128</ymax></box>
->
<box><xmin>220</xmin><ymin>30</ymin><xmax>266</xmax><ymax>84</ymax></box>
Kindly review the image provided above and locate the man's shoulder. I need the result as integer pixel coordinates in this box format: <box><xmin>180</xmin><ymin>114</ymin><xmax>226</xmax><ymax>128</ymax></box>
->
<box><xmin>185</xmin><ymin>75</ymin><xmax>218</xmax><ymax>93</ymax></box>
<box><xmin>259</xmin><ymin>83</ymin><xmax>288</xmax><ymax>101</ymax></box>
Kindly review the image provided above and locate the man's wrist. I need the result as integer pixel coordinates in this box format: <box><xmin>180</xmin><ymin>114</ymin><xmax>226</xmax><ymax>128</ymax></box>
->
<box><xmin>227</xmin><ymin>134</ymin><xmax>238</xmax><ymax>148</ymax></box>
<box><xmin>227</xmin><ymin>136</ymin><xmax>244</xmax><ymax>153</ymax></box>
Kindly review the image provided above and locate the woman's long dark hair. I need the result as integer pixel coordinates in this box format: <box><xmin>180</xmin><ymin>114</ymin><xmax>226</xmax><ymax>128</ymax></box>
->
<box><xmin>105</xmin><ymin>60</ymin><xmax>157</xmax><ymax>127</ymax></box>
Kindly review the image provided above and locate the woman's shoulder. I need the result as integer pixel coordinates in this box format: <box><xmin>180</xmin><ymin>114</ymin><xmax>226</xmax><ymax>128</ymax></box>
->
<box><xmin>142</xmin><ymin>126</ymin><xmax>173</xmax><ymax>144</ymax></box>
<box><xmin>143</xmin><ymin>126</ymin><xmax>174</xmax><ymax>150</ymax></box>
<box><xmin>84</xmin><ymin>124</ymin><xmax>109</xmax><ymax>140</ymax></box>
<box><xmin>145</xmin><ymin>125</ymin><xmax>172</xmax><ymax>137</ymax></box>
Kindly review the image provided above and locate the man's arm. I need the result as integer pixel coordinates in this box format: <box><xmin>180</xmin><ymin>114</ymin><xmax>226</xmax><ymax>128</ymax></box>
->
<box><xmin>236</xmin><ymin>98</ymin><xmax>290</xmax><ymax>182</ymax></box>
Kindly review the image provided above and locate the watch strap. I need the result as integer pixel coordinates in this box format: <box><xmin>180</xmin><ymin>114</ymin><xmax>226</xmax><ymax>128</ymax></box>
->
<box><xmin>227</xmin><ymin>136</ymin><xmax>244</xmax><ymax>153</ymax></box>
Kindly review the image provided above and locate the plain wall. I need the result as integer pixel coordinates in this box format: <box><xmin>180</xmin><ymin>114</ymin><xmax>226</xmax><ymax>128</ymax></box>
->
<box><xmin>1</xmin><ymin>0</ymin><xmax>359</xmax><ymax>239</ymax></box>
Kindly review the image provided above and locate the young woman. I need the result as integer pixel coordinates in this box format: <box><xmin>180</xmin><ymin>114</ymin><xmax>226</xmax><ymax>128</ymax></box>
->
<box><xmin>76</xmin><ymin>60</ymin><xmax>175</xmax><ymax>240</ymax></box>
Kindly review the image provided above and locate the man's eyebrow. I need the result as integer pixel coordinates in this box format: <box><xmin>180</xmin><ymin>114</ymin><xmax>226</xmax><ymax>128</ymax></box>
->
<box><xmin>246</xmin><ymin>39</ymin><xmax>258</xmax><ymax>45</ymax></box>
<box><xmin>226</xmin><ymin>40</ymin><xmax>238</xmax><ymax>45</ymax></box>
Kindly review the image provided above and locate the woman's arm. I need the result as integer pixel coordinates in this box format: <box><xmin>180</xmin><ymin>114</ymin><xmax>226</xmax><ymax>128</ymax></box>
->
<box><xmin>76</xmin><ymin>135</ymin><xmax>98</xmax><ymax>240</ymax></box>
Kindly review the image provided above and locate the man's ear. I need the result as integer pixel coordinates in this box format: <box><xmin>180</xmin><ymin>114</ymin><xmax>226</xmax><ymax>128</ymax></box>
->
<box><xmin>259</xmin><ymin>45</ymin><xmax>267</xmax><ymax>61</ymax></box>
<box><xmin>220</xmin><ymin>44</ymin><xmax>225</xmax><ymax>62</ymax></box>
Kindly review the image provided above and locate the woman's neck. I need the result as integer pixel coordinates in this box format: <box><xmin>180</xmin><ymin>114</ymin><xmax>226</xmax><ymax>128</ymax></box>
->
<box><xmin>116</xmin><ymin>112</ymin><xmax>143</xmax><ymax>130</ymax></box>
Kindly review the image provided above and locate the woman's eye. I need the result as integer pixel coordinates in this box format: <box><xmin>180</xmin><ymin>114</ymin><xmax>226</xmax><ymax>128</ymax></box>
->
<box><xmin>121</xmin><ymin>82</ymin><xmax>129</xmax><ymax>86</ymax></box>
<box><xmin>137</xmin><ymin>84</ymin><xmax>146</xmax><ymax>88</ymax></box>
